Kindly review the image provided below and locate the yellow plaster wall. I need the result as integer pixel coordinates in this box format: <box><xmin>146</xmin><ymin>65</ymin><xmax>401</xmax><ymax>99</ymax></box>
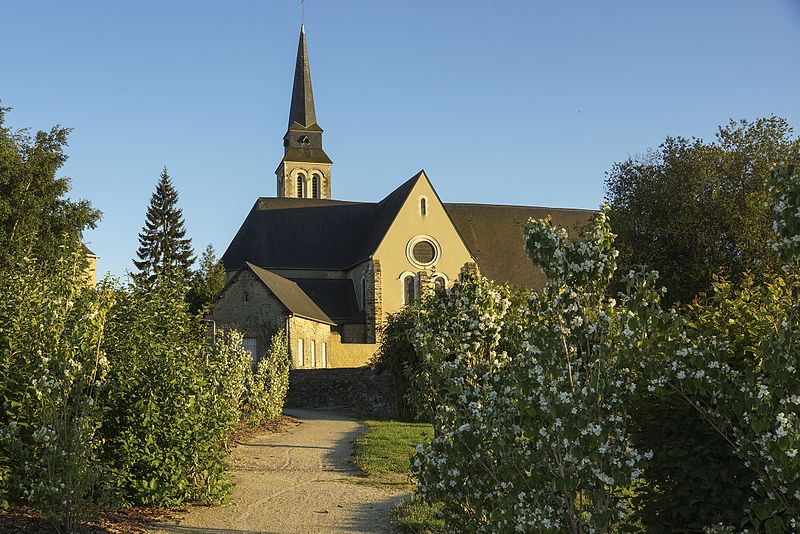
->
<box><xmin>84</xmin><ymin>256</ymin><xmax>97</xmax><ymax>287</ymax></box>
<box><xmin>288</xmin><ymin>315</ymin><xmax>332</xmax><ymax>369</ymax></box>
<box><xmin>289</xmin><ymin>317</ymin><xmax>377</xmax><ymax>368</ymax></box>
<box><xmin>374</xmin><ymin>173</ymin><xmax>475</xmax><ymax>317</ymax></box>
<box><xmin>329</xmin><ymin>332</ymin><xmax>378</xmax><ymax>368</ymax></box>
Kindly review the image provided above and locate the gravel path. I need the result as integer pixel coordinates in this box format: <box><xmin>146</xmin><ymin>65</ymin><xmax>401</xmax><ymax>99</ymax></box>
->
<box><xmin>147</xmin><ymin>409</ymin><xmax>409</xmax><ymax>534</ymax></box>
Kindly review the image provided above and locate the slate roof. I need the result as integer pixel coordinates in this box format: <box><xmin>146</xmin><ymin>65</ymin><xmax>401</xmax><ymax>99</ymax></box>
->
<box><xmin>288</xmin><ymin>25</ymin><xmax>316</xmax><ymax>128</ymax></box>
<box><xmin>291</xmin><ymin>278</ymin><xmax>360</xmax><ymax>322</ymax></box>
<box><xmin>81</xmin><ymin>243</ymin><xmax>98</xmax><ymax>258</ymax></box>
<box><xmin>246</xmin><ymin>263</ymin><xmax>335</xmax><ymax>325</ymax></box>
<box><xmin>222</xmin><ymin>172</ymin><xmax>596</xmax><ymax>290</ymax></box>
<box><xmin>445</xmin><ymin>203</ymin><xmax>596</xmax><ymax>289</ymax></box>
<box><xmin>222</xmin><ymin>172</ymin><xmax>423</xmax><ymax>271</ymax></box>
<box><xmin>281</xmin><ymin>147</ymin><xmax>333</xmax><ymax>165</ymax></box>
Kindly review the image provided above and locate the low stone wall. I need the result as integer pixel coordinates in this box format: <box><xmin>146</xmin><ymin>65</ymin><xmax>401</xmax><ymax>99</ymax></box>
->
<box><xmin>285</xmin><ymin>366</ymin><xmax>390</xmax><ymax>416</ymax></box>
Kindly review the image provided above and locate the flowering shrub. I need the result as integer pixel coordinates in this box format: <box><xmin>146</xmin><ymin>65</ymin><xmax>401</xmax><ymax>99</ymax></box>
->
<box><xmin>97</xmin><ymin>281</ymin><xmax>249</xmax><ymax>506</ymax></box>
<box><xmin>643</xmin><ymin>165</ymin><xmax>800</xmax><ymax>532</ymax></box>
<box><xmin>242</xmin><ymin>329</ymin><xmax>289</xmax><ymax>427</ymax></box>
<box><xmin>410</xmin><ymin>166</ymin><xmax>800</xmax><ymax>533</ymax></box>
<box><xmin>411</xmin><ymin>208</ymin><xmax>672</xmax><ymax>533</ymax></box>
<box><xmin>770</xmin><ymin>164</ymin><xmax>800</xmax><ymax>264</ymax></box>
<box><xmin>0</xmin><ymin>252</ymin><xmax>293</xmax><ymax>523</ymax></box>
<box><xmin>0</xmin><ymin>247</ymin><xmax>113</xmax><ymax>531</ymax></box>
<box><xmin>206</xmin><ymin>329</ymin><xmax>251</xmax><ymax>439</ymax></box>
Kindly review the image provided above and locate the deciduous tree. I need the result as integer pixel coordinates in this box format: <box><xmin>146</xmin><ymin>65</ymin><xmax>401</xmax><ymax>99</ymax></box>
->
<box><xmin>187</xmin><ymin>244</ymin><xmax>226</xmax><ymax>315</ymax></box>
<box><xmin>605</xmin><ymin>116</ymin><xmax>800</xmax><ymax>306</ymax></box>
<box><xmin>0</xmin><ymin>104</ymin><xmax>100</xmax><ymax>271</ymax></box>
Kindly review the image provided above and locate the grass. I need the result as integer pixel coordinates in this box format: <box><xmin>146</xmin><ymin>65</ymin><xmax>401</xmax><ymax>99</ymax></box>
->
<box><xmin>351</xmin><ymin>419</ymin><xmax>445</xmax><ymax>532</ymax></box>
<box><xmin>352</xmin><ymin>419</ymin><xmax>433</xmax><ymax>488</ymax></box>
<box><xmin>392</xmin><ymin>498</ymin><xmax>447</xmax><ymax>534</ymax></box>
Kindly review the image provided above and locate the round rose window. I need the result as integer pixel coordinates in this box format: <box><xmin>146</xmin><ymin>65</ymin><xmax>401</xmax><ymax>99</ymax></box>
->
<box><xmin>412</xmin><ymin>240</ymin><xmax>436</xmax><ymax>264</ymax></box>
<box><xmin>407</xmin><ymin>236</ymin><xmax>440</xmax><ymax>267</ymax></box>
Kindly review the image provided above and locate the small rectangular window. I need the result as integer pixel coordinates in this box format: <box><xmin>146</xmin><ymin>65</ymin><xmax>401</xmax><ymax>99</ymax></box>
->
<box><xmin>321</xmin><ymin>342</ymin><xmax>327</xmax><ymax>368</ymax></box>
<box><xmin>297</xmin><ymin>338</ymin><xmax>304</xmax><ymax>367</ymax></box>
<box><xmin>310</xmin><ymin>340</ymin><xmax>316</xmax><ymax>368</ymax></box>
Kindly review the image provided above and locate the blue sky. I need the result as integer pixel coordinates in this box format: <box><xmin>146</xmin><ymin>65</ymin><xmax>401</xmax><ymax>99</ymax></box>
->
<box><xmin>2</xmin><ymin>1</ymin><xmax>799</xmax><ymax>278</ymax></box>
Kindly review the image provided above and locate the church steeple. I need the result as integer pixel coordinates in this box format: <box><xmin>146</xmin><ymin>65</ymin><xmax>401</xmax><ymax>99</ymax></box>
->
<box><xmin>288</xmin><ymin>25</ymin><xmax>316</xmax><ymax>128</ymax></box>
<box><xmin>276</xmin><ymin>25</ymin><xmax>332</xmax><ymax>200</ymax></box>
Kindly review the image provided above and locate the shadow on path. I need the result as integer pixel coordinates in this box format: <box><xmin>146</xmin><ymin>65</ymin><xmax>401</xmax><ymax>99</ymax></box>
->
<box><xmin>146</xmin><ymin>408</ymin><xmax>408</xmax><ymax>534</ymax></box>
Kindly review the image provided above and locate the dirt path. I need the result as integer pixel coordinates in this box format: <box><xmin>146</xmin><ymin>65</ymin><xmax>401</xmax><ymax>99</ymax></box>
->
<box><xmin>147</xmin><ymin>409</ymin><xmax>409</xmax><ymax>534</ymax></box>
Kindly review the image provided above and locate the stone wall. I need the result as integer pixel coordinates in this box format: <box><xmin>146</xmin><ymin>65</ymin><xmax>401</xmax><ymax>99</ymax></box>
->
<box><xmin>210</xmin><ymin>269</ymin><xmax>287</xmax><ymax>360</ymax></box>
<box><xmin>373</xmin><ymin>260</ymin><xmax>383</xmax><ymax>341</ymax></box>
<box><xmin>340</xmin><ymin>322</ymin><xmax>367</xmax><ymax>343</ymax></box>
<box><xmin>364</xmin><ymin>260</ymin><xmax>376</xmax><ymax>343</ymax></box>
<box><xmin>285</xmin><ymin>366</ymin><xmax>390</xmax><ymax>416</ymax></box>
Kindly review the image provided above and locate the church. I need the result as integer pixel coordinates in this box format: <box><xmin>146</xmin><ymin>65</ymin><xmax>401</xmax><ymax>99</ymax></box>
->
<box><xmin>211</xmin><ymin>26</ymin><xmax>594</xmax><ymax>368</ymax></box>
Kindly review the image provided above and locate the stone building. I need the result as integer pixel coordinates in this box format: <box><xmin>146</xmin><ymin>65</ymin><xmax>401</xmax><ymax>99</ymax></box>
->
<box><xmin>210</xmin><ymin>26</ymin><xmax>594</xmax><ymax>368</ymax></box>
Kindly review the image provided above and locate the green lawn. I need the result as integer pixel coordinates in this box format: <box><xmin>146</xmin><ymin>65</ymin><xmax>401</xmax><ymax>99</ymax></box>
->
<box><xmin>352</xmin><ymin>419</ymin><xmax>445</xmax><ymax>533</ymax></box>
<box><xmin>352</xmin><ymin>419</ymin><xmax>433</xmax><ymax>488</ymax></box>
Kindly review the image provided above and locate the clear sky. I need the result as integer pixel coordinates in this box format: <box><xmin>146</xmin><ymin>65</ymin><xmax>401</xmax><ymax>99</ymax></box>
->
<box><xmin>2</xmin><ymin>1</ymin><xmax>799</xmax><ymax>278</ymax></box>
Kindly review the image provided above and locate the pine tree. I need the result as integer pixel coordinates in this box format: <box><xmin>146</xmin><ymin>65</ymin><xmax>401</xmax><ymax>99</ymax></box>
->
<box><xmin>133</xmin><ymin>167</ymin><xmax>194</xmax><ymax>286</ymax></box>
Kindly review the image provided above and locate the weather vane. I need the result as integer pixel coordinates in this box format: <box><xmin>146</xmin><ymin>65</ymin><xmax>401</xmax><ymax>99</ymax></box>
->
<box><xmin>301</xmin><ymin>0</ymin><xmax>305</xmax><ymax>26</ymax></box>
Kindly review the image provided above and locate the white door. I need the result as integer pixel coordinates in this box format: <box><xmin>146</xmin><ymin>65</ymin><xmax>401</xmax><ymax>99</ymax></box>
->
<box><xmin>310</xmin><ymin>340</ymin><xmax>316</xmax><ymax>368</ymax></box>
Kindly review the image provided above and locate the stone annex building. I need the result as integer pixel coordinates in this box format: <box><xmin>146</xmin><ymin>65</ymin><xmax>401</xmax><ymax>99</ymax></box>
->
<box><xmin>211</xmin><ymin>26</ymin><xmax>594</xmax><ymax>368</ymax></box>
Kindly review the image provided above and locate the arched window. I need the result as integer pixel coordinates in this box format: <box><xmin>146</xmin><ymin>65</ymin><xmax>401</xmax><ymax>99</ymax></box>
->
<box><xmin>296</xmin><ymin>174</ymin><xmax>305</xmax><ymax>198</ymax></box>
<box><xmin>312</xmin><ymin>174</ymin><xmax>320</xmax><ymax>199</ymax></box>
<box><xmin>403</xmin><ymin>274</ymin><xmax>416</xmax><ymax>305</ymax></box>
<box><xmin>434</xmin><ymin>275</ymin><xmax>445</xmax><ymax>291</ymax></box>
<box><xmin>361</xmin><ymin>276</ymin><xmax>367</xmax><ymax>309</ymax></box>
<box><xmin>420</xmin><ymin>197</ymin><xmax>427</xmax><ymax>216</ymax></box>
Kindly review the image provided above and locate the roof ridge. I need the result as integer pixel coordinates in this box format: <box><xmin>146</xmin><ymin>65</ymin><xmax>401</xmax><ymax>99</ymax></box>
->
<box><xmin>351</xmin><ymin>171</ymin><xmax>426</xmax><ymax>264</ymax></box>
<box><xmin>444</xmin><ymin>201</ymin><xmax>598</xmax><ymax>213</ymax></box>
<box><xmin>245</xmin><ymin>263</ymin><xmax>335</xmax><ymax>325</ymax></box>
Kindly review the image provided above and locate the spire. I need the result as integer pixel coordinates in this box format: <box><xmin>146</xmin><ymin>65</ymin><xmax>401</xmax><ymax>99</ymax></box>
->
<box><xmin>288</xmin><ymin>25</ymin><xmax>316</xmax><ymax>128</ymax></box>
<box><xmin>276</xmin><ymin>24</ymin><xmax>332</xmax><ymax>200</ymax></box>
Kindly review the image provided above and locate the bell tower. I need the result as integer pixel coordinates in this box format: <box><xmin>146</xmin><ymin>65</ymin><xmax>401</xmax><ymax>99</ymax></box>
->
<box><xmin>276</xmin><ymin>25</ymin><xmax>332</xmax><ymax>199</ymax></box>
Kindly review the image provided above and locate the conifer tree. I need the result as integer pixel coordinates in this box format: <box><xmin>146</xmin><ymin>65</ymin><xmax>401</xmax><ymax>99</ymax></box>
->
<box><xmin>133</xmin><ymin>167</ymin><xmax>194</xmax><ymax>285</ymax></box>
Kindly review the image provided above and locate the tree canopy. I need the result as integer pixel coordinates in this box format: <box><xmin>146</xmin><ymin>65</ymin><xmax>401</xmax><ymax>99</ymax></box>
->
<box><xmin>187</xmin><ymin>244</ymin><xmax>226</xmax><ymax>315</ymax></box>
<box><xmin>133</xmin><ymin>167</ymin><xmax>194</xmax><ymax>286</ymax></box>
<box><xmin>0</xmin><ymin>104</ymin><xmax>100</xmax><ymax>271</ymax></box>
<box><xmin>605</xmin><ymin>116</ymin><xmax>800</xmax><ymax>305</ymax></box>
